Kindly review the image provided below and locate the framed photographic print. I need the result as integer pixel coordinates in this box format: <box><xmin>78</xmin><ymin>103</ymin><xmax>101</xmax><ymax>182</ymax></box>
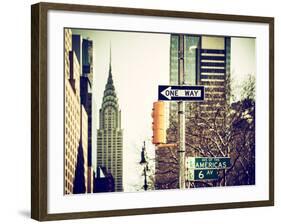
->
<box><xmin>31</xmin><ymin>2</ymin><xmax>274</xmax><ymax>221</ymax></box>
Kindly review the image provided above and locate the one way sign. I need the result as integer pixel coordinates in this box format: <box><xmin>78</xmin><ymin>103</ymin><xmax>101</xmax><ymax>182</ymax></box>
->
<box><xmin>158</xmin><ymin>85</ymin><xmax>205</xmax><ymax>101</ymax></box>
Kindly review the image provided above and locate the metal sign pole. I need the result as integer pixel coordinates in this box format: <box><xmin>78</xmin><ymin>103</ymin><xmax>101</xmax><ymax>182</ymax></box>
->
<box><xmin>178</xmin><ymin>34</ymin><xmax>186</xmax><ymax>189</ymax></box>
<box><xmin>157</xmin><ymin>37</ymin><xmax>206</xmax><ymax>189</ymax></box>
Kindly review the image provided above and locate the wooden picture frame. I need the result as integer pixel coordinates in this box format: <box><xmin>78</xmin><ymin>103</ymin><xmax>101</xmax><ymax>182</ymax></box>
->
<box><xmin>31</xmin><ymin>2</ymin><xmax>274</xmax><ymax>221</ymax></box>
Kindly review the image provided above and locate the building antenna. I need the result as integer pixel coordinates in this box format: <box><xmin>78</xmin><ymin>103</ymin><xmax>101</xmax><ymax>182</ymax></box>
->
<box><xmin>109</xmin><ymin>41</ymin><xmax>112</xmax><ymax>72</ymax></box>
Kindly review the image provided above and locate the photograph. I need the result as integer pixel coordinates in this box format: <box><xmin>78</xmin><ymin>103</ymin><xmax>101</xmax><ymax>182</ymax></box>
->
<box><xmin>64</xmin><ymin>28</ymin><xmax>256</xmax><ymax>194</ymax></box>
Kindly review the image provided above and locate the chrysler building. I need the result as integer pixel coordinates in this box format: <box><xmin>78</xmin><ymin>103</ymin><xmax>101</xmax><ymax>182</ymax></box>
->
<box><xmin>97</xmin><ymin>49</ymin><xmax>123</xmax><ymax>192</ymax></box>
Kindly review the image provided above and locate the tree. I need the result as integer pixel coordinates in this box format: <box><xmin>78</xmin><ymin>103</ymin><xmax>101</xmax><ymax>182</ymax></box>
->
<box><xmin>241</xmin><ymin>74</ymin><xmax>255</xmax><ymax>100</ymax></box>
<box><xmin>185</xmin><ymin>98</ymin><xmax>255</xmax><ymax>187</ymax></box>
<box><xmin>155</xmin><ymin>75</ymin><xmax>256</xmax><ymax>189</ymax></box>
<box><xmin>155</xmin><ymin>122</ymin><xmax>180</xmax><ymax>189</ymax></box>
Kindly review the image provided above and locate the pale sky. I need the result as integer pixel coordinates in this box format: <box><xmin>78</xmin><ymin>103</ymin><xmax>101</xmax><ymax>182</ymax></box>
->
<box><xmin>231</xmin><ymin>37</ymin><xmax>256</xmax><ymax>101</ymax></box>
<box><xmin>72</xmin><ymin>29</ymin><xmax>170</xmax><ymax>191</ymax></box>
<box><xmin>71</xmin><ymin>29</ymin><xmax>255</xmax><ymax>192</ymax></box>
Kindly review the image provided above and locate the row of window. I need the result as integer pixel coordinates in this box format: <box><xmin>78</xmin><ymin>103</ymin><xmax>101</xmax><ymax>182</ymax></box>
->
<box><xmin>65</xmin><ymin>150</ymin><xmax>76</xmax><ymax>168</ymax></box>
<box><xmin>65</xmin><ymin>179</ymin><xmax>73</xmax><ymax>193</ymax></box>
<box><xmin>65</xmin><ymin>169</ymin><xmax>74</xmax><ymax>183</ymax></box>
<box><xmin>65</xmin><ymin>132</ymin><xmax>79</xmax><ymax>151</ymax></box>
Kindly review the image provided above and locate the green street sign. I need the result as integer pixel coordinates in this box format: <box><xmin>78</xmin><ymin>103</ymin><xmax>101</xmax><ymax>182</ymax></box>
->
<box><xmin>187</xmin><ymin>157</ymin><xmax>231</xmax><ymax>170</ymax></box>
<box><xmin>187</xmin><ymin>169</ymin><xmax>219</xmax><ymax>181</ymax></box>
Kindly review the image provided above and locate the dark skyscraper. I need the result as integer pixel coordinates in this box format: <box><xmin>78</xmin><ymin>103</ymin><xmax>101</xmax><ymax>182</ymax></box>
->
<box><xmin>72</xmin><ymin>35</ymin><xmax>82</xmax><ymax>74</ymax></box>
<box><xmin>81</xmin><ymin>38</ymin><xmax>94</xmax><ymax>193</ymax></box>
<box><xmin>82</xmin><ymin>39</ymin><xmax>93</xmax><ymax>85</ymax></box>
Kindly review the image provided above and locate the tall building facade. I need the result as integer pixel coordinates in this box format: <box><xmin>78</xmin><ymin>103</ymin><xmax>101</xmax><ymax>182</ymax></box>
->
<box><xmin>198</xmin><ymin>36</ymin><xmax>230</xmax><ymax>114</ymax></box>
<box><xmin>97</xmin><ymin>55</ymin><xmax>123</xmax><ymax>192</ymax></box>
<box><xmin>64</xmin><ymin>29</ymin><xmax>88</xmax><ymax>194</ymax></box>
<box><xmin>155</xmin><ymin>34</ymin><xmax>231</xmax><ymax>189</ymax></box>
<box><xmin>72</xmin><ymin>34</ymin><xmax>94</xmax><ymax>193</ymax></box>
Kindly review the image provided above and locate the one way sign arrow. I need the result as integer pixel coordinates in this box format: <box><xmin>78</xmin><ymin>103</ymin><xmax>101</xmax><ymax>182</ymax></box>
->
<box><xmin>158</xmin><ymin>85</ymin><xmax>205</xmax><ymax>101</ymax></box>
